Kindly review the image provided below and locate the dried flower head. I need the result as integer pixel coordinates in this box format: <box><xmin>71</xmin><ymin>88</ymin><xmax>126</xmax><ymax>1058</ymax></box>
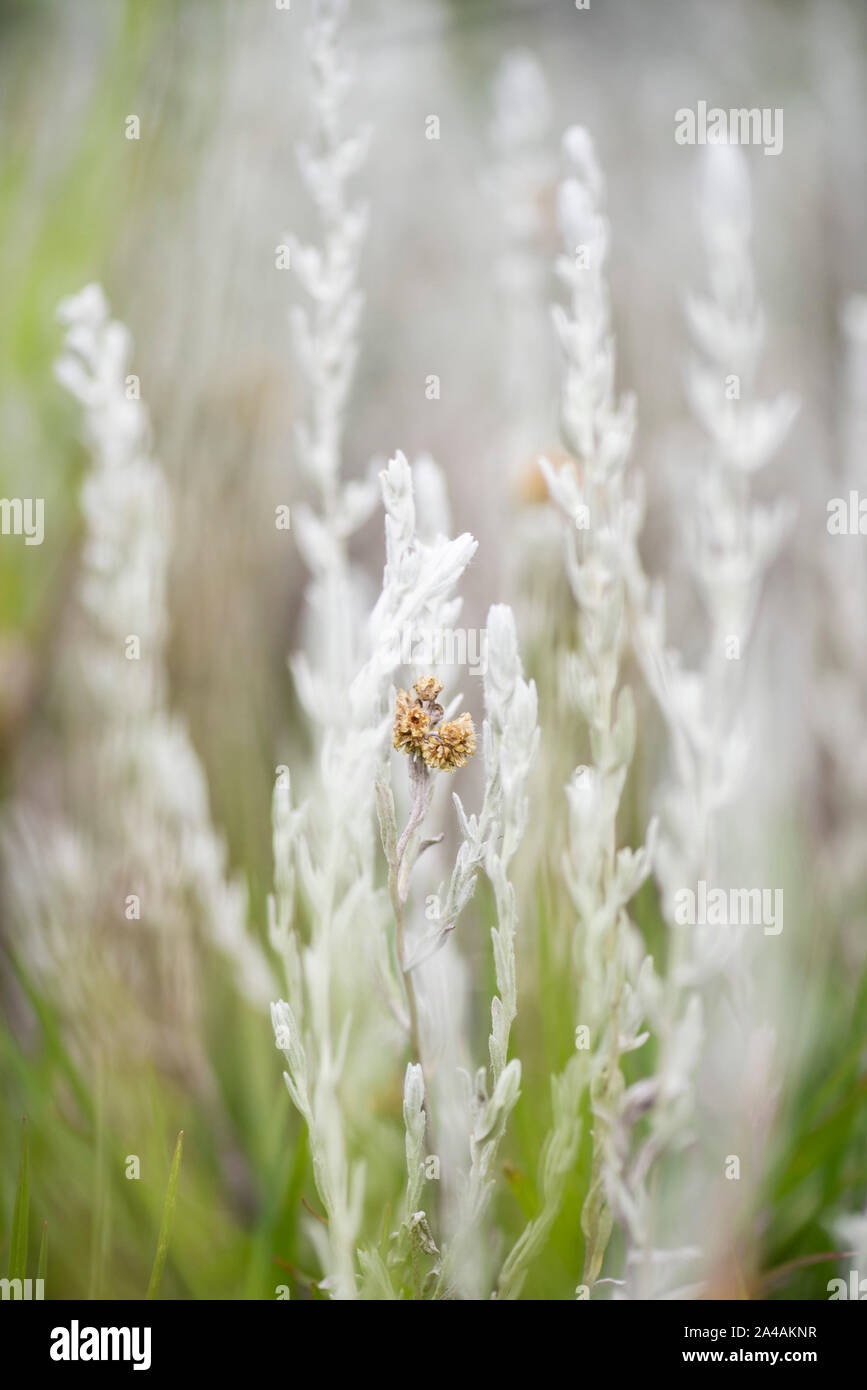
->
<box><xmin>414</xmin><ymin>675</ymin><xmax>443</xmax><ymax>703</ymax></box>
<box><xmin>392</xmin><ymin>677</ymin><xmax>475</xmax><ymax>771</ymax></box>
<box><xmin>393</xmin><ymin>688</ymin><xmax>431</xmax><ymax>753</ymax></box>
<box><xmin>422</xmin><ymin>712</ymin><xmax>477</xmax><ymax>771</ymax></box>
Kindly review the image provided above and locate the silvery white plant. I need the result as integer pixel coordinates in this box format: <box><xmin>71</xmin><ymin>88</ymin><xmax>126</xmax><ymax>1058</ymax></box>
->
<box><xmin>622</xmin><ymin>146</ymin><xmax>798</xmax><ymax>1297</ymax></box>
<box><xmin>269</xmin><ymin>0</ymin><xmax>520</xmax><ymax>1300</ymax></box>
<box><xmin>271</xmin><ymin>450</ymin><xmax>478</xmax><ymax>1298</ymax></box>
<box><xmin>4</xmin><ymin>284</ymin><xmax>273</xmax><ymax>1085</ymax></box>
<box><xmin>362</xmin><ymin>595</ymin><xmax>538</xmax><ymax>1300</ymax></box>
<box><xmin>638</xmin><ymin>145</ymin><xmax>797</xmax><ymax>951</ymax></box>
<box><xmin>423</xmin><ymin>605</ymin><xmax>539</xmax><ymax>1298</ymax></box>
<box><xmin>487</xmin><ymin>51</ymin><xmax>563</xmax><ymax>801</ymax></box>
<box><xmin>267</xmin><ymin>0</ymin><xmax>382</xmax><ymax>1299</ymax></box>
<box><xmin>268</xmin><ymin>26</ymin><xmax>541</xmax><ymax>1286</ymax></box>
<box><xmin>498</xmin><ymin>127</ymin><xmax>658</xmax><ymax>1300</ymax></box>
<box><xmin>268</xmin><ymin>0</ymin><xmax>380</xmax><ymax>1017</ymax></box>
<box><xmin>487</xmin><ymin>50</ymin><xmax>554</xmax><ymax>477</ymax></box>
<box><xmin>286</xmin><ymin>0</ymin><xmax>378</xmax><ymax>728</ymax></box>
<box><xmin>59</xmin><ymin>285</ymin><xmax>275</xmax><ymax>996</ymax></box>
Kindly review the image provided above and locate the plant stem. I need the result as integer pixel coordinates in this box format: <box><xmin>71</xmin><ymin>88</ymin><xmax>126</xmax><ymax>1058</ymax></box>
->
<box><xmin>391</xmin><ymin>757</ymin><xmax>431</xmax><ymax>1075</ymax></box>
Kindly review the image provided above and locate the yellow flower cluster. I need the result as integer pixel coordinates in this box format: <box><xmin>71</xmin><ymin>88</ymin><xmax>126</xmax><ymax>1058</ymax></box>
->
<box><xmin>393</xmin><ymin>676</ymin><xmax>476</xmax><ymax>771</ymax></box>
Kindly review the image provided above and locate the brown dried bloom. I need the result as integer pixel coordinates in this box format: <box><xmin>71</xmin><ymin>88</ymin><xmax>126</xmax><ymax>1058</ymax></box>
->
<box><xmin>393</xmin><ymin>677</ymin><xmax>475</xmax><ymax>771</ymax></box>
<box><xmin>413</xmin><ymin>675</ymin><xmax>443</xmax><ymax>703</ymax></box>
<box><xmin>393</xmin><ymin>688</ymin><xmax>431</xmax><ymax>753</ymax></box>
<box><xmin>421</xmin><ymin>712</ymin><xmax>476</xmax><ymax>771</ymax></box>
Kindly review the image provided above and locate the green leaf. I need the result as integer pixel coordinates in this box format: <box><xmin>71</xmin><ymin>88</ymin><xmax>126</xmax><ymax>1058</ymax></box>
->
<box><xmin>7</xmin><ymin>1117</ymin><xmax>29</xmax><ymax>1281</ymax></box>
<box><xmin>146</xmin><ymin>1131</ymin><xmax>183</xmax><ymax>1301</ymax></box>
<box><xmin>776</xmin><ymin>1075</ymin><xmax>867</xmax><ymax>1200</ymax></box>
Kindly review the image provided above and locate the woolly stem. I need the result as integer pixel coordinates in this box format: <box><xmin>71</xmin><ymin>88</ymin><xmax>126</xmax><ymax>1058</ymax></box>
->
<box><xmin>390</xmin><ymin>756</ymin><xmax>432</xmax><ymax>1087</ymax></box>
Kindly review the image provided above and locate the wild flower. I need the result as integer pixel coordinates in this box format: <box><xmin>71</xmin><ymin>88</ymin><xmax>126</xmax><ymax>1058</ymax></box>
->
<box><xmin>380</xmin><ymin>675</ymin><xmax>476</xmax><ymax>1093</ymax></box>
<box><xmin>420</xmin><ymin>713</ymin><xmax>476</xmax><ymax>771</ymax></box>
<box><xmin>392</xmin><ymin>680</ymin><xmax>477</xmax><ymax>772</ymax></box>
<box><xmin>374</xmin><ymin>603</ymin><xmax>537</xmax><ymax>1298</ymax></box>
<box><xmin>272</xmin><ymin>450</ymin><xmax>478</xmax><ymax>1297</ymax></box>
<box><xmin>271</xmin><ymin>280</ymin><xmax>536</xmax><ymax>1294</ymax></box>
<box><xmin>392</xmin><ymin>678</ymin><xmax>442</xmax><ymax>756</ymax></box>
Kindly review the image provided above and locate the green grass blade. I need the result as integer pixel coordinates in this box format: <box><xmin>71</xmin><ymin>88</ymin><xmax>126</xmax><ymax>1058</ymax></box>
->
<box><xmin>146</xmin><ymin>1131</ymin><xmax>183</xmax><ymax>1300</ymax></box>
<box><xmin>7</xmin><ymin>1116</ymin><xmax>29</xmax><ymax>1280</ymax></box>
<box><xmin>37</xmin><ymin>1220</ymin><xmax>48</xmax><ymax>1285</ymax></box>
